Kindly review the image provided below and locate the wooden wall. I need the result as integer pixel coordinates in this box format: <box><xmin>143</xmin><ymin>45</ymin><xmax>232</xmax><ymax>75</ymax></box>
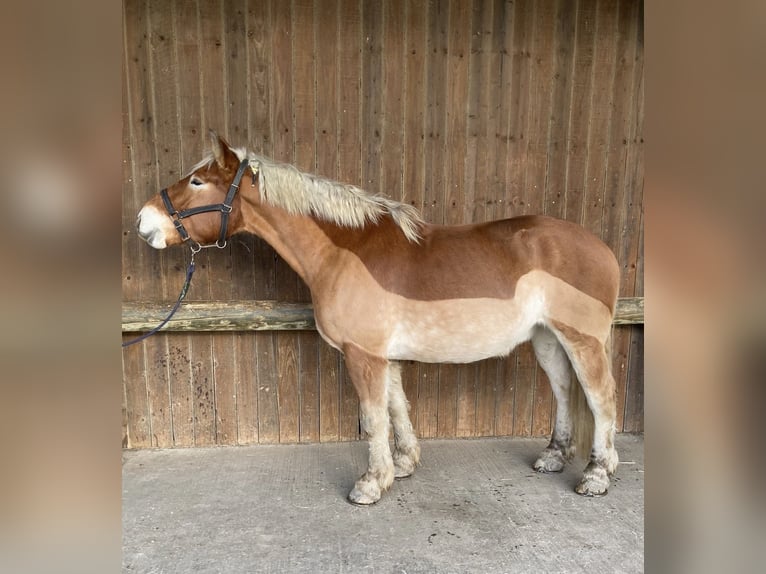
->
<box><xmin>122</xmin><ymin>0</ymin><xmax>644</xmax><ymax>448</ymax></box>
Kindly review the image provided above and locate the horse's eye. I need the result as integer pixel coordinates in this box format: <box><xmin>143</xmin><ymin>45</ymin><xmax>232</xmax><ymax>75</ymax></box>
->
<box><xmin>190</xmin><ymin>177</ymin><xmax>204</xmax><ymax>187</ymax></box>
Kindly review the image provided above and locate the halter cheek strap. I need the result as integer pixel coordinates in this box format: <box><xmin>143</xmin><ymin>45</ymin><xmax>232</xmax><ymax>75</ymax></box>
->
<box><xmin>160</xmin><ymin>158</ymin><xmax>251</xmax><ymax>252</ymax></box>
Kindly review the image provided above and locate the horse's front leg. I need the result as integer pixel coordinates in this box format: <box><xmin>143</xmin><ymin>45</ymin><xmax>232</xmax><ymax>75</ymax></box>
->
<box><xmin>343</xmin><ymin>343</ymin><xmax>395</xmax><ymax>505</ymax></box>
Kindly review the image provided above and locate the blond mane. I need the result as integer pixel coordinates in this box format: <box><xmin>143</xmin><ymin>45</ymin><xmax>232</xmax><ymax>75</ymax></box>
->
<box><xmin>236</xmin><ymin>150</ymin><xmax>424</xmax><ymax>243</ymax></box>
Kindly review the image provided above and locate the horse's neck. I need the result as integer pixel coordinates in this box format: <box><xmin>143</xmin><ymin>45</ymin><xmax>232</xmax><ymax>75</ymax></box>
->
<box><xmin>239</xmin><ymin>201</ymin><xmax>338</xmax><ymax>287</ymax></box>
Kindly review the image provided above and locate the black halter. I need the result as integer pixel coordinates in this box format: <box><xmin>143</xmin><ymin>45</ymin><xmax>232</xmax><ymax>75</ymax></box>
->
<box><xmin>160</xmin><ymin>159</ymin><xmax>250</xmax><ymax>252</ymax></box>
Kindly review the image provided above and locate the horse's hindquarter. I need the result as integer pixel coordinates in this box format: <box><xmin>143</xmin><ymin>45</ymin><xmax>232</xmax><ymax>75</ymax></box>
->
<box><xmin>311</xmin><ymin>215</ymin><xmax>618</xmax><ymax>361</ymax></box>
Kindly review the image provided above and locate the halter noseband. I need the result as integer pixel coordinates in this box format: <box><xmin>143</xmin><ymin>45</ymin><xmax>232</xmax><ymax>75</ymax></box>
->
<box><xmin>160</xmin><ymin>159</ymin><xmax>251</xmax><ymax>253</ymax></box>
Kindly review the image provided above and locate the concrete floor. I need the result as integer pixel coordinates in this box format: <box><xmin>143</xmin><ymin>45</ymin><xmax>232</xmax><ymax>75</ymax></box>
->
<box><xmin>123</xmin><ymin>434</ymin><xmax>643</xmax><ymax>573</ymax></box>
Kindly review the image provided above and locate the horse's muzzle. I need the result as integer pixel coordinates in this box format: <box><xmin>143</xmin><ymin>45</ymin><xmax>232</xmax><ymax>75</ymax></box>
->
<box><xmin>136</xmin><ymin>206</ymin><xmax>170</xmax><ymax>249</ymax></box>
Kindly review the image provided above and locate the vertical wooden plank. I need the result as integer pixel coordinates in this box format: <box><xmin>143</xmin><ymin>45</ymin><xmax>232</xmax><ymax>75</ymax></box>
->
<box><xmin>235</xmin><ymin>334</ymin><xmax>258</xmax><ymax>444</ymax></box>
<box><xmin>337</xmin><ymin>0</ymin><xmax>362</xmax><ymax>441</ymax></box>
<box><xmin>152</xmin><ymin>1</ymin><xmax>202</xmax><ymax>448</ymax></box>
<box><xmin>564</xmin><ymin>0</ymin><xmax>597</xmax><ymax>226</ymax></box>
<box><xmin>475</xmin><ymin>359</ymin><xmax>497</xmax><ymax>437</ymax></box>
<box><xmin>130</xmin><ymin>2</ymin><xmax>165</xmax><ymax>449</ymax></box>
<box><xmin>244</xmin><ymin>0</ymin><xmax>276</xmax><ymax>445</ymax></box>
<box><xmin>512</xmin><ymin>343</ymin><xmax>535</xmax><ymax>437</ymax></box>
<box><xmin>381</xmin><ymin>0</ymin><xmax>406</xmax><ymax>200</ymax></box>
<box><xmin>169</xmin><ymin>0</ymin><xmax>204</xmax><ymax>446</ymax></box>
<box><xmin>465</xmin><ymin>0</ymin><xmax>486</xmax><ymax>223</ymax></box>
<box><xmin>256</xmin><ymin>331</ymin><xmax>280</xmax><ymax>444</ymax></box>
<box><xmin>174</xmin><ymin>0</ymin><xmax>211</xmax><ymax>300</ymax></box>
<box><xmin>298</xmin><ymin>332</ymin><xmax>320</xmax><ymax>443</ymax></box>
<box><xmin>423</xmin><ymin>0</ymin><xmax>448</xmax><ymax>226</ymax></box>
<box><xmin>292</xmin><ymin>0</ymin><xmax>318</xmax><ymax>443</ymax></box>
<box><xmin>223</xmin><ymin>0</ymin><xmax>257</xmax><ymax>444</ymax></box>
<box><xmin>318</xmin><ymin>345</ymin><xmax>341</xmax><ymax>442</ymax></box>
<box><xmin>402</xmin><ymin>0</ymin><xmax>428</xmax><ymax>438</ymax></box>
<box><xmin>247</xmin><ymin>0</ymin><xmax>274</xmax><ymax>153</ymax></box>
<box><xmin>468</xmin><ymin>0</ymin><xmax>501</xmax><ymax>438</ymax></box>
<box><xmin>143</xmin><ymin>0</ymin><xmax>177</xmax><ymax>448</ymax></box>
<box><xmin>582</xmin><ymin>0</ymin><xmax>619</xmax><ymax>238</ymax></box>
<box><xmin>624</xmin><ymin>174</ymin><xmax>644</xmax><ymax>433</ymax></box>
<box><xmin>444</xmin><ymin>0</ymin><xmax>471</xmax><ymax>227</ymax></box>
<box><xmin>250</xmin><ymin>1</ymin><xmax>280</xmax><ymax>446</ymax></box>
<box><xmin>454</xmin><ymin>0</ymin><xmax>481</xmax><ymax>437</ymax></box>
<box><xmin>425</xmin><ymin>0</ymin><xmax>457</xmax><ymax>438</ymax></box>
<box><xmin>492</xmin><ymin>0</ymin><xmax>517</xmax><ymax>437</ymax></box>
<box><xmin>486</xmin><ymin>0</ymin><xmax>513</xmax><ymax>223</ymax></box>
<box><xmin>624</xmin><ymin>214</ymin><xmax>644</xmax><ymax>431</ymax></box>
<box><xmin>195</xmin><ymin>0</ymin><xmax>228</xmax><ymax>447</ymax></box>
<box><xmin>198</xmin><ymin>0</ymin><xmax>231</xmax><ymax>298</ymax></box>
<box><xmin>494</xmin><ymin>354</ymin><xmax>515</xmax><ymax>436</ymax></box>
<box><xmin>623</xmin><ymin>326</ymin><xmax>644</xmax><ymax>432</ymax></box>
<box><xmin>122</xmin><ymin>0</ymin><xmax>151</xmax><ymax>448</ymax></box>
<box><xmin>504</xmin><ymin>0</ymin><xmax>533</xmax><ymax>218</ymax></box>
<box><xmin>507</xmin><ymin>0</ymin><xmax>536</xmax><ymax>436</ymax></box>
<box><xmin>213</xmin><ymin>336</ymin><xmax>238</xmax><ymax>445</ymax></box>
<box><xmin>268</xmin><ymin>0</ymin><xmax>301</xmax><ymax>443</ymax></box>
<box><xmin>271</xmin><ymin>0</ymin><xmax>300</xmax><ymax>293</ymax></box>
<box><xmin>190</xmin><ymin>333</ymin><xmax>216</xmax><ymax>445</ymax></box>
<box><xmin>362</xmin><ymin>0</ymin><xmax>384</xmax><ymax>195</ymax></box>
<box><xmin>315</xmin><ymin>0</ymin><xmax>341</xmax><ymax>443</ymax></box>
<box><xmin>275</xmin><ymin>0</ymin><xmax>316</xmax><ymax>442</ymax></box>
<box><xmin>530</xmin><ymin>1</ymin><xmax>561</xmax><ymax>437</ymax></box>
<box><xmin>400</xmin><ymin>361</ymin><xmax>420</xmax><ymax>437</ymax></box>
<box><xmin>544</xmin><ymin>0</ymin><xmax>576</xmax><ymax>221</ymax></box>
<box><xmin>617</xmin><ymin>2</ymin><xmax>643</xmax><ymax>433</ymax></box>
<box><xmin>601</xmin><ymin>0</ymin><xmax>639</xmax><ymax>432</ymax></box>
<box><xmin>277</xmin><ymin>335</ymin><xmax>300</xmax><ymax>443</ymax></box>
<box><xmin>417</xmin><ymin>363</ymin><xmax>440</xmax><ymax>439</ymax></box>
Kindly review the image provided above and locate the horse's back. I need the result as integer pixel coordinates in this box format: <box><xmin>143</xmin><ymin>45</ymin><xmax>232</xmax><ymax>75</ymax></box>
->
<box><xmin>414</xmin><ymin>215</ymin><xmax>619</xmax><ymax>312</ymax></box>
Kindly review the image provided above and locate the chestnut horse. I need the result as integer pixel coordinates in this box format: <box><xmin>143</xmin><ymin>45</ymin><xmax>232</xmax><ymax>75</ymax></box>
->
<box><xmin>136</xmin><ymin>132</ymin><xmax>620</xmax><ymax>504</ymax></box>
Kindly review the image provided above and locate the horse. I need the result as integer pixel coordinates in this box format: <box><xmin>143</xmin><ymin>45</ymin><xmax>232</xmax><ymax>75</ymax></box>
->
<box><xmin>136</xmin><ymin>131</ymin><xmax>621</xmax><ymax>504</ymax></box>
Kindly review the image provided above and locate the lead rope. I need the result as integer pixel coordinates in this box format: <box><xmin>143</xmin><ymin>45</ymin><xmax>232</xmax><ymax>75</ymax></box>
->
<box><xmin>121</xmin><ymin>250</ymin><xmax>197</xmax><ymax>348</ymax></box>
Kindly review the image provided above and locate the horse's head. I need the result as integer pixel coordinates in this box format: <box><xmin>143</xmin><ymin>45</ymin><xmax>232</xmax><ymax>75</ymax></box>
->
<box><xmin>136</xmin><ymin>131</ymin><xmax>251</xmax><ymax>250</ymax></box>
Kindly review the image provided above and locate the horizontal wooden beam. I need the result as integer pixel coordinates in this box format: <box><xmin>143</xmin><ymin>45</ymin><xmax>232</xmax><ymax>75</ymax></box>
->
<box><xmin>122</xmin><ymin>297</ymin><xmax>643</xmax><ymax>333</ymax></box>
<box><xmin>612</xmin><ymin>297</ymin><xmax>644</xmax><ymax>325</ymax></box>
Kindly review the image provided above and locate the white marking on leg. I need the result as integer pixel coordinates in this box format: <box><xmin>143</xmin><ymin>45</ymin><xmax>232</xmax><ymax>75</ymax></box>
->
<box><xmin>349</xmin><ymin>401</ymin><xmax>394</xmax><ymax>505</ymax></box>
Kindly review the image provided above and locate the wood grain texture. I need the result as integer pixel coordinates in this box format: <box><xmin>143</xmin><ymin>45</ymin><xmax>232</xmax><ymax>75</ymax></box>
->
<box><xmin>123</xmin><ymin>0</ymin><xmax>644</xmax><ymax>446</ymax></box>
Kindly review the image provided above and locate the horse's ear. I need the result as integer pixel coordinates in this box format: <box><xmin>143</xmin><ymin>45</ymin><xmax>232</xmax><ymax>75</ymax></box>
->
<box><xmin>208</xmin><ymin>129</ymin><xmax>230</xmax><ymax>169</ymax></box>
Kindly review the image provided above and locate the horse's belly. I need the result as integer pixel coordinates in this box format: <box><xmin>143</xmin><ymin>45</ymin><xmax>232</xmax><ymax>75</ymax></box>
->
<box><xmin>386</xmin><ymin>295</ymin><xmax>543</xmax><ymax>363</ymax></box>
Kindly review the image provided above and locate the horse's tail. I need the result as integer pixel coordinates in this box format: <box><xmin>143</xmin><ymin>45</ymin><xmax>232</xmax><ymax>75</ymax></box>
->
<box><xmin>569</xmin><ymin>330</ymin><xmax>612</xmax><ymax>460</ymax></box>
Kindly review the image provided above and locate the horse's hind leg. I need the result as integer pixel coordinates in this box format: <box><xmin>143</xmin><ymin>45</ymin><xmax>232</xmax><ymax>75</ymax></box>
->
<box><xmin>531</xmin><ymin>327</ymin><xmax>575</xmax><ymax>473</ymax></box>
<box><xmin>554</xmin><ymin>324</ymin><xmax>619</xmax><ymax>496</ymax></box>
<box><xmin>343</xmin><ymin>343</ymin><xmax>395</xmax><ymax>505</ymax></box>
<box><xmin>387</xmin><ymin>362</ymin><xmax>420</xmax><ymax>478</ymax></box>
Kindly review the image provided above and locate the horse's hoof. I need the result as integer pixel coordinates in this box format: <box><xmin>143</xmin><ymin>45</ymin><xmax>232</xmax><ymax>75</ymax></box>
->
<box><xmin>533</xmin><ymin>449</ymin><xmax>566</xmax><ymax>473</ymax></box>
<box><xmin>348</xmin><ymin>478</ymin><xmax>382</xmax><ymax>505</ymax></box>
<box><xmin>575</xmin><ymin>466</ymin><xmax>610</xmax><ymax>496</ymax></box>
<box><xmin>347</xmin><ymin>487</ymin><xmax>381</xmax><ymax>505</ymax></box>
<box><xmin>393</xmin><ymin>453</ymin><xmax>417</xmax><ymax>479</ymax></box>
